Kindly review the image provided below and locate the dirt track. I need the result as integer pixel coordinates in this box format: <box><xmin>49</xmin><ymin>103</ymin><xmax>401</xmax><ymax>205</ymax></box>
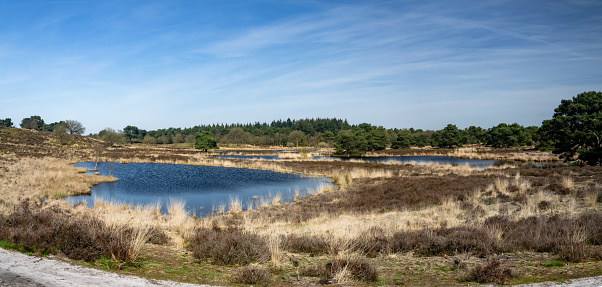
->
<box><xmin>0</xmin><ymin>248</ymin><xmax>214</xmax><ymax>287</ymax></box>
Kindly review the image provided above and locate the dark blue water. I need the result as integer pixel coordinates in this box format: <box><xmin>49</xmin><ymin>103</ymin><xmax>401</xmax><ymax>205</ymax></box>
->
<box><xmin>66</xmin><ymin>162</ymin><xmax>332</xmax><ymax>216</ymax></box>
<box><xmin>214</xmin><ymin>155</ymin><xmax>498</xmax><ymax>168</ymax></box>
<box><xmin>214</xmin><ymin>155</ymin><xmax>280</xmax><ymax>160</ymax></box>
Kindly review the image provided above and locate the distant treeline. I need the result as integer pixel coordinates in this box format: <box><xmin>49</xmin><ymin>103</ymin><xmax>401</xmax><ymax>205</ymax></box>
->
<box><xmin>97</xmin><ymin>118</ymin><xmax>544</xmax><ymax>154</ymax></box>
<box><xmin>0</xmin><ymin>115</ymin><xmax>543</xmax><ymax>153</ymax></box>
<box><xmin>5</xmin><ymin>91</ymin><xmax>599</xmax><ymax>163</ymax></box>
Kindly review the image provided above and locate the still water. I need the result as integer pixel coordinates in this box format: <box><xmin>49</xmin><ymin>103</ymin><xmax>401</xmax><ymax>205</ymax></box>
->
<box><xmin>214</xmin><ymin>155</ymin><xmax>498</xmax><ymax>168</ymax></box>
<box><xmin>66</xmin><ymin>162</ymin><xmax>332</xmax><ymax>216</ymax></box>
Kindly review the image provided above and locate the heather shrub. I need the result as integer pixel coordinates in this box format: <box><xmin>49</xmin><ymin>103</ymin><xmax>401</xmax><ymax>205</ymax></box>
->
<box><xmin>0</xmin><ymin>201</ymin><xmax>145</xmax><ymax>264</ymax></box>
<box><xmin>299</xmin><ymin>257</ymin><xmax>378</xmax><ymax>283</ymax></box>
<box><xmin>233</xmin><ymin>265</ymin><xmax>271</xmax><ymax>286</ymax></box>
<box><xmin>280</xmin><ymin>233</ymin><xmax>328</xmax><ymax>256</ymax></box>
<box><xmin>147</xmin><ymin>226</ymin><xmax>170</xmax><ymax>245</ymax></box>
<box><xmin>354</xmin><ymin>226</ymin><xmax>391</xmax><ymax>257</ymax></box>
<box><xmin>331</xmin><ymin>257</ymin><xmax>379</xmax><ymax>282</ymax></box>
<box><xmin>188</xmin><ymin>227</ymin><xmax>269</xmax><ymax>265</ymax></box>
<box><xmin>484</xmin><ymin>213</ymin><xmax>602</xmax><ymax>261</ymax></box>
<box><xmin>464</xmin><ymin>259</ymin><xmax>514</xmax><ymax>284</ymax></box>
<box><xmin>391</xmin><ymin>226</ymin><xmax>497</xmax><ymax>257</ymax></box>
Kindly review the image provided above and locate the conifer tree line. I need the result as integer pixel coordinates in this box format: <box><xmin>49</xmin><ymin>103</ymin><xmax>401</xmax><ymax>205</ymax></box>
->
<box><xmin>113</xmin><ymin>118</ymin><xmax>543</xmax><ymax>152</ymax></box>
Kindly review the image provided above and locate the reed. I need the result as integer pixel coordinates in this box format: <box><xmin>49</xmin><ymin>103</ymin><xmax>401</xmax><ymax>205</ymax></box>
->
<box><xmin>229</xmin><ymin>195</ymin><xmax>242</xmax><ymax>213</ymax></box>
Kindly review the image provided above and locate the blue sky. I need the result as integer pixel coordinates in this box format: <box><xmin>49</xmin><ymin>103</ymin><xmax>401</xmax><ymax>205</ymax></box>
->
<box><xmin>1</xmin><ymin>0</ymin><xmax>600</xmax><ymax>133</ymax></box>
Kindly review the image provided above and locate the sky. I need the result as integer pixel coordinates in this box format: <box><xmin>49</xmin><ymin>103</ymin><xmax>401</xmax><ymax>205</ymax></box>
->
<box><xmin>0</xmin><ymin>0</ymin><xmax>601</xmax><ymax>134</ymax></box>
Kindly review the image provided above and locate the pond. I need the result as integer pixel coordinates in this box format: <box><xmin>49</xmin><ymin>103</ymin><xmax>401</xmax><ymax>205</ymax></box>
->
<box><xmin>214</xmin><ymin>155</ymin><xmax>499</xmax><ymax>168</ymax></box>
<box><xmin>66</xmin><ymin>162</ymin><xmax>332</xmax><ymax>216</ymax></box>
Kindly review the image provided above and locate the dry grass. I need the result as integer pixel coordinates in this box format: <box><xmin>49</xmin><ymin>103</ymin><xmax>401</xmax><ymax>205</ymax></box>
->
<box><xmin>451</xmin><ymin>146</ymin><xmax>559</xmax><ymax>162</ymax></box>
<box><xmin>2</xmin><ymin>130</ymin><xmax>602</xmax><ymax>285</ymax></box>
<box><xmin>228</xmin><ymin>196</ymin><xmax>242</xmax><ymax>213</ymax></box>
<box><xmin>0</xmin><ymin>157</ymin><xmax>116</xmax><ymax>202</ymax></box>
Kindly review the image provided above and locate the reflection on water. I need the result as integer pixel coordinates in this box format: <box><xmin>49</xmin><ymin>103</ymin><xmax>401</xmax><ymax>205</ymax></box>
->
<box><xmin>66</xmin><ymin>162</ymin><xmax>332</xmax><ymax>216</ymax></box>
<box><xmin>215</xmin><ymin>154</ymin><xmax>499</xmax><ymax>168</ymax></box>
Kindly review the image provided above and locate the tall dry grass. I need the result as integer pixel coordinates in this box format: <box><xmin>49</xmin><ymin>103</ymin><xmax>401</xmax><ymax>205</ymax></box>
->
<box><xmin>0</xmin><ymin>157</ymin><xmax>116</xmax><ymax>203</ymax></box>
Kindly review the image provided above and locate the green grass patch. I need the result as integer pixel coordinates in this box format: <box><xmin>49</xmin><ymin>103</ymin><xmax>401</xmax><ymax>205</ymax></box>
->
<box><xmin>543</xmin><ymin>260</ymin><xmax>565</xmax><ymax>267</ymax></box>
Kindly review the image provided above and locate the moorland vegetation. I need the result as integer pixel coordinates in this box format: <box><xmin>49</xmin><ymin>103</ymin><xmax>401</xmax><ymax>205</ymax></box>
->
<box><xmin>0</xmin><ymin>91</ymin><xmax>601</xmax><ymax>286</ymax></box>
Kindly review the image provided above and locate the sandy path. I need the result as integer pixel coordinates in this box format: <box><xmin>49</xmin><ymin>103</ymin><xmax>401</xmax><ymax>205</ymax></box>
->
<box><xmin>0</xmin><ymin>248</ymin><xmax>216</xmax><ymax>287</ymax></box>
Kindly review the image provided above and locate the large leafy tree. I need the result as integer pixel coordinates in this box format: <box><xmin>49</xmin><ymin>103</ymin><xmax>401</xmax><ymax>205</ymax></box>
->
<box><xmin>540</xmin><ymin>91</ymin><xmax>602</xmax><ymax>165</ymax></box>
<box><xmin>195</xmin><ymin>131</ymin><xmax>219</xmax><ymax>151</ymax></box>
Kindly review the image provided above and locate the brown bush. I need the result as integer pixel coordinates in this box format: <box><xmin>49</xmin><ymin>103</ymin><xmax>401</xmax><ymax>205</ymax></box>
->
<box><xmin>391</xmin><ymin>226</ymin><xmax>497</xmax><ymax>257</ymax></box>
<box><xmin>147</xmin><ymin>226</ymin><xmax>170</xmax><ymax>245</ymax></box>
<box><xmin>0</xmin><ymin>200</ymin><xmax>140</xmax><ymax>263</ymax></box>
<box><xmin>354</xmin><ymin>226</ymin><xmax>391</xmax><ymax>257</ymax></box>
<box><xmin>484</xmin><ymin>213</ymin><xmax>602</xmax><ymax>261</ymax></box>
<box><xmin>331</xmin><ymin>257</ymin><xmax>379</xmax><ymax>282</ymax></box>
<box><xmin>188</xmin><ymin>227</ymin><xmax>269</xmax><ymax>265</ymax></box>
<box><xmin>464</xmin><ymin>259</ymin><xmax>514</xmax><ymax>284</ymax></box>
<box><xmin>280</xmin><ymin>233</ymin><xmax>328</xmax><ymax>256</ymax></box>
<box><xmin>233</xmin><ymin>265</ymin><xmax>271</xmax><ymax>286</ymax></box>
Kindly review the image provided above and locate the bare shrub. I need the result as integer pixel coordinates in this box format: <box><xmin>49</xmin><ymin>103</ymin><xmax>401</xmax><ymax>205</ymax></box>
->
<box><xmin>331</xmin><ymin>257</ymin><xmax>379</xmax><ymax>282</ymax></box>
<box><xmin>147</xmin><ymin>226</ymin><xmax>170</xmax><ymax>245</ymax></box>
<box><xmin>188</xmin><ymin>227</ymin><xmax>269</xmax><ymax>265</ymax></box>
<box><xmin>280</xmin><ymin>233</ymin><xmax>328</xmax><ymax>256</ymax></box>
<box><xmin>354</xmin><ymin>226</ymin><xmax>391</xmax><ymax>257</ymax></box>
<box><xmin>233</xmin><ymin>265</ymin><xmax>271</xmax><ymax>286</ymax></box>
<box><xmin>0</xmin><ymin>201</ymin><xmax>146</xmax><ymax>265</ymax></box>
<box><xmin>391</xmin><ymin>226</ymin><xmax>497</xmax><ymax>257</ymax></box>
<box><xmin>464</xmin><ymin>259</ymin><xmax>514</xmax><ymax>284</ymax></box>
<box><xmin>301</xmin><ymin>257</ymin><xmax>378</xmax><ymax>283</ymax></box>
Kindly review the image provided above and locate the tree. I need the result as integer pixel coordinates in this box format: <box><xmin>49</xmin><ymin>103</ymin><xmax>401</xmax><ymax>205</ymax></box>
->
<box><xmin>358</xmin><ymin>124</ymin><xmax>388</xmax><ymax>151</ymax></box>
<box><xmin>465</xmin><ymin>126</ymin><xmax>486</xmax><ymax>144</ymax></box>
<box><xmin>391</xmin><ymin>131</ymin><xmax>411</xmax><ymax>149</ymax></box>
<box><xmin>142</xmin><ymin>135</ymin><xmax>157</xmax><ymax>144</ymax></box>
<box><xmin>540</xmin><ymin>91</ymin><xmax>602</xmax><ymax>165</ymax></box>
<box><xmin>53</xmin><ymin>122</ymin><xmax>71</xmax><ymax>145</ymax></box>
<box><xmin>221</xmin><ymin>127</ymin><xmax>251</xmax><ymax>145</ymax></box>
<box><xmin>195</xmin><ymin>131</ymin><xmax>219</xmax><ymax>151</ymax></box>
<box><xmin>123</xmin><ymin>125</ymin><xmax>144</xmax><ymax>143</ymax></box>
<box><xmin>43</xmin><ymin>121</ymin><xmax>65</xmax><ymax>132</ymax></box>
<box><xmin>486</xmin><ymin>123</ymin><xmax>530</xmax><ymax>148</ymax></box>
<box><xmin>334</xmin><ymin>129</ymin><xmax>368</xmax><ymax>157</ymax></box>
<box><xmin>0</xmin><ymin>118</ymin><xmax>13</xmax><ymax>128</ymax></box>
<box><xmin>288</xmin><ymin>130</ymin><xmax>307</xmax><ymax>147</ymax></box>
<box><xmin>99</xmin><ymin>128</ymin><xmax>124</xmax><ymax>146</ymax></box>
<box><xmin>65</xmin><ymin>120</ymin><xmax>85</xmax><ymax>135</ymax></box>
<box><xmin>20</xmin><ymin>115</ymin><xmax>44</xmax><ymax>130</ymax></box>
<box><xmin>432</xmin><ymin>124</ymin><xmax>466</xmax><ymax>148</ymax></box>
